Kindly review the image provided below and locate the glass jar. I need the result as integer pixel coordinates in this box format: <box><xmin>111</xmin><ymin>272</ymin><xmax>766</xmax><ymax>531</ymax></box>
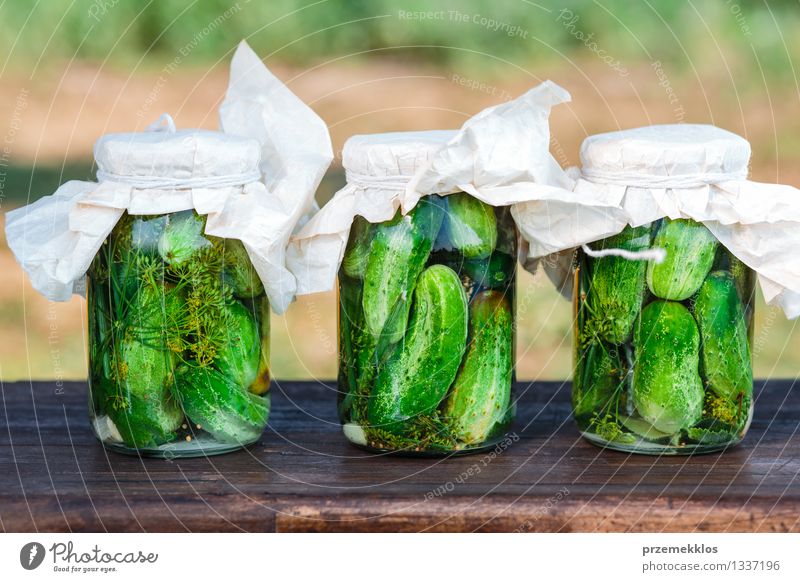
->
<box><xmin>88</xmin><ymin>209</ymin><xmax>270</xmax><ymax>457</ymax></box>
<box><xmin>5</xmin><ymin>46</ymin><xmax>332</xmax><ymax>458</ymax></box>
<box><xmin>573</xmin><ymin>218</ymin><xmax>754</xmax><ymax>454</ymax></box>
<box><xmin>338</xmin><ymin>193</ymin><xmax>517</xmax><ymax>455</ymax></box>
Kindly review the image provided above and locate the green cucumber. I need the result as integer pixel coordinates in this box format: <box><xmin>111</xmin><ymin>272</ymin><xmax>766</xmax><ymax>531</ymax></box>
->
<box><xmin>108</xmin><ymin>338</ymin><xmax>182</xmax><ymax>448</ymax></box>
<box><xmin>106</xmin><ymin>283</ymin><xmax>184</xmax><ymax>448</ymax></box>
<box><xmin>444</xmin><ymin>290</ymin><xmax>512</xmax><ymax>444</ymax></box>
<box><xmin>124</xmin><ymin>282</ymin><xmax>184</xmax><ymax>351</ymax></box>
<box><xmin>130</xmin><ymin>215</ymin><xmax>168</xmax><ymax>254</ymax></box>
<box><xmin>338</xmin><ymin>279</ymin><xmax>363</xmax><ymax>418</ymax></box>
<box><xmin>376</xmin><ymin>293</ymin><xmax>414</xmax><ymax>356</ymax></box>
<box><xmin>88</xmin><ymin>276</ymin><xmax>114</xmax><ymax>414</ymax></box>
<box><xmin>175</xmin><ymin>366</ymin><xmax>269</xmax><ymax>444</ymax></box>
<box><xmin>342</xmin><ymin>216</ymin><xmax>373</xmax><ymax>280</ymax></box>
<box><xmin>585</xmin><ymin>225</ymin><xmax>651</xmax><ymax>344</ymax></box>
<box><xmin>105</xmin><ymin>215</ymin><xmax>138</xmax><ymax>304</ymax></box>
<box><xmin>633</xmin><ymin>300</ymin><xmax>704</xmax><ymax>434</ymax></box>
<box><xmin>216</xmin><ymin>300</ymin><xmax>261</xmax><ymax>390</ymax></box>
<box><xmin>693</xmin><ymin>271</ymin><xmax>752</xmax><ymax>401</ymax></box>
<box><xmin>730</xmin><ymin>255</ymin><xmax>755</xmax><ymax>306</ymax></box>
<box><xmin>573</xmin><ymin>341</ymin><xmax>625</xmax><ymax>421</ymax></box>
<box><xmin>362</xmin><ymin>197</ymin><xmax>444</xmax><ymax>344</ymax></box>
<box><xmin>249</xmin><ymin>297</ymin><xmax>271</xmax><ymax>396</ymax></box>
<box><xmin>222</xmin><ymin>239</ymin><xmax>264</xmax><ymax>298</ymax></box>
<box><xmin>338</xmin><ymin>278</ymin><xmax>379</xmax><ymax>421</ymax></box>
<box><xmin>647</xmin><ymin>219</ymin><xmax>717</xmax><ymax>301</ymax></box>
<box><xmin>461</xmin><ymin>252</ymin><xmax>515</xmax><ymax>290</ymax></box>
<box><xmin>158</xmin><ymin>211</ymin><xmax>211</xmax><ymax>267</ymax></box>
<box><xmin>619</xmin><ymin>415</ymin><xmax>673</xmax><ymax>441</ymax></box>
<box><xmin>368</xmin><ymin>265</ymin><xmax>468</xmax><ymax>433</ymax></box>
<box><xmin>444</xmin><ymin>193</ymin><xmax>497</xmax><ymax>259</ymax></box>
<box><xmin>112</xmin><ymin>215</ymin><xmax>168</xmax><ymax>302</ymax></box>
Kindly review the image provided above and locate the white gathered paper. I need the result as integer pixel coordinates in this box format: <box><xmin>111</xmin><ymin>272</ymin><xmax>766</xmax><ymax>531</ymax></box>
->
<box><xmin>4</xmin><ymin>41</ymin><xmax>333</xmax><ymax>314</ymax></box>
<box><xmin>511</xmin><ymin>124</ymin><xmax>800</xmax><ymax>319</ymax></box>
<box><xmin>286</xmin><ymin>80</ymin><xmax>573</xmax><ymax>295</ymax></box>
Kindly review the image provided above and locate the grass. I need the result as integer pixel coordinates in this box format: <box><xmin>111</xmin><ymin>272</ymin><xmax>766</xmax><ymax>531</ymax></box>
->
<box><xmin>0</xmin><ymin>163</ymin><xmax>95</xmax><ymax>206</ymax></box>
<box><xmin>1</xmin><ymin>0</ymin><xmax>799</xmax><ymax>86</ymax></box>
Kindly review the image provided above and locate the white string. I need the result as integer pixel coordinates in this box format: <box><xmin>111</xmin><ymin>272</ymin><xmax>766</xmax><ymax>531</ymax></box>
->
<box><xmin>582</xmin><ymin>243</ymin><xmax>666</xmax><ymax>263</ymax></box>
<box><xmin>95</xmin><ymin>169</ymin><xmax>261</xmax><ymax>189</ymax></box>
<box><xmin>97</xmin><ymin>112</ymin><xmax>259</xmax><ymax>189</ymax></box>
<box><xmin>345</xmin><ymin>169</ymin><xmax>410</xmax><ymax>191</ymax></box>
<box><xmin>581</xmin><ymin>167</ymin><xmax>748</xmax><ymax>189</ymax></box>
<box><xmin>146</xmin><ymin>113</ymin><xmax>177</xmax><ymax>133</ymax></box>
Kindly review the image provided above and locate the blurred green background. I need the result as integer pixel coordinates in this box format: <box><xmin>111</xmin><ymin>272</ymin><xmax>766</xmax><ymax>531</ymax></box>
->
<box><xmin>2</xmin><ymin>0</ymin><xmax>799</xmax><ymax>76</ymax></box>
<box><xmin>1</xmin><ymin>0</ymin><xmax>799</xmax><ymax>382</ymax></box>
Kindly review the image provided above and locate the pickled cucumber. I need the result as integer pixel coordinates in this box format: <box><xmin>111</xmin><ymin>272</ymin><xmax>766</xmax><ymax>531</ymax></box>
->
<box><xmin>362</xmin><ymin>197</ymin><xmax>444</xmax><ymax>344</ymax></box>
<box><xmin>444</xmin><ymin>193</ymin><xmax>497</xmax><ymax>259</ymax></box>
<box><xmin>105</xmin><ymin>282</ymin><xmax>184</xmax><ymax>448</ymax></box>
<box><xmin>222</xmin><ymin>239</ymin><xmax>264</xmax><ymax>298</ymax></box>
<box><xmin>368</xmin><ymin>264</ymin><xmax>468</xmax><ymax>433</ymax></box>
<box><xmin>647</xmin><ymin>219</ymin><xmax>717</xmax><ymax>301</ymax></box>
<box><xmin>586</xmin><ymin>225</ymin><xmax>651</xmax><ymax>344</ymax></box>
<box><xmin>461</xmin><ymin>252</ymin><xmax>514</xmax><ymax>290</ymax></box>
<box><xmin>573</xmin><ymin>341</ymin><xmax>626</xmax><ymax>421</ymax></box>
<box><xmin>113</xmin><ymin>215</ymin><xmax>167</xmax><ymax>302</ymax></box>
<box><xmin>342</xmin><ymin>216</ymin><xmax>373</xmax><ymax>279</ymax></box>
<box><xmin>130</xmin><ymin>215</ymin><xmax>168</xmax><ymax>255</ymax></box>
<box><xmin>216</xmin><ymin>300</ymin><xmax>261</xmax><ymax>390</ymax></box>
<box><xmin>249</xmin><ymin>297</ymin><xmax>271</xmax><ymax>396</ymax></box>
<box><xmin>633</xmin><ymin>300</ymin><xmax>704</xmax><ymax>434</ymax></box>
<box><xmin>444</xmin><ymin>290</ymin><xmax>512</xmax><ymax>444</ymax></box>
<box><xmin>338</xmin><ymin>279</ymin><xmax>376</xmax><ymax>420</ymax></box>
<box><xmin>729</xmin><ymin>255</ymin><xmax>754</xmax><ymax>305</ymax></box>
<box><xmin>158</xmin><ymin>211</ymin><xmax>212</xmax><ymax>267</ymax></box>
<box><xmin>175</xmin><ymin>366</ymin><xmax>270</xmax><ymax>445</ymax></box>
<box><xmin>693</xmin><ymin>271</ymin><xmax>752</xmax><ymax>401</ymax></box>
<box><xmin>108</xmin><ymin>337</ymin><xmax>183</xmax><ymax>448</ymax></box>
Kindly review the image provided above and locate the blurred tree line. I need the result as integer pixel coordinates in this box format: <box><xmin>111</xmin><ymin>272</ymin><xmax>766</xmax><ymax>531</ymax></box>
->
<box><xmin>1</xmin><ymin>0</ymin><xmax>798</xmax><ymax>81</ymax></box>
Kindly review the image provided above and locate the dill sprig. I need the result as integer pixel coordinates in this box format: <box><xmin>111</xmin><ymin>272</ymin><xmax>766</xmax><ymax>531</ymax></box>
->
<box><xmin>167</xmin><ymin>243</ymin><xmax>232</xmax><ymax>367</ymax></box>
<box><xmin>589</xmin><ymin>412</ymin><xmax>636</xmax><ymax>444</ymax></box>
<box><xmin>364</xmin><ymin>413</ymin><xmax>460</xmax><ymax>453</ymax></box>
<box><xmin>702</xmin><ymin>390</ymin><xmax>750</xmax><ymax>432</ymax></box>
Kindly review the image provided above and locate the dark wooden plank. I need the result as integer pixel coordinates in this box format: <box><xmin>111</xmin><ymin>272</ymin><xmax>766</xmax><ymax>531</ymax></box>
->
<box><xmin>1</xmin><ymin>379</ymin><xmax>798</xmax><ymax>532</ymax></box>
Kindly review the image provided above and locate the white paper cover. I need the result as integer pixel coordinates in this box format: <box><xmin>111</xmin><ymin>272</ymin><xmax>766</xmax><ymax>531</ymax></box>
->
<box><xmin>4</xmin><ymin>41</ymin><xmax>333</xmax><ymax>314</ymax></box>
<box><xmin>511</xmin><ymin>123</ymin><xmax>800</xmax><ymax>318</ymax></box>
<box><xmin>286</xmin><ymin>80</ymin><xmax>573</xmax><ymax>295</ymax></box>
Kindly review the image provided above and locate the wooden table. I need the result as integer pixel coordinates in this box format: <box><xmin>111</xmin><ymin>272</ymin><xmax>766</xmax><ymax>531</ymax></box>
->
<box><xmin>1</xmin><ymin>380</ymin><xmax>798</xmax><ymax>532</ymax></box>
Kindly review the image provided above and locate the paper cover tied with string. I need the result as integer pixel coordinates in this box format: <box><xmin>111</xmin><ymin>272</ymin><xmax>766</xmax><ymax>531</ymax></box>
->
<box><xmin>4</xmin><ymin>40</ymin><xmax>333</xmax><ymax>314</ymax></box>
<box><xmin>511</xmin><ymin>123</ymin><xmax>800</xmax><ymax>318</ymax></box>
<box><xmin>286</xmin><ymin>80</ymin><xmax>573</xmax><ymax>294</ymax></box>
